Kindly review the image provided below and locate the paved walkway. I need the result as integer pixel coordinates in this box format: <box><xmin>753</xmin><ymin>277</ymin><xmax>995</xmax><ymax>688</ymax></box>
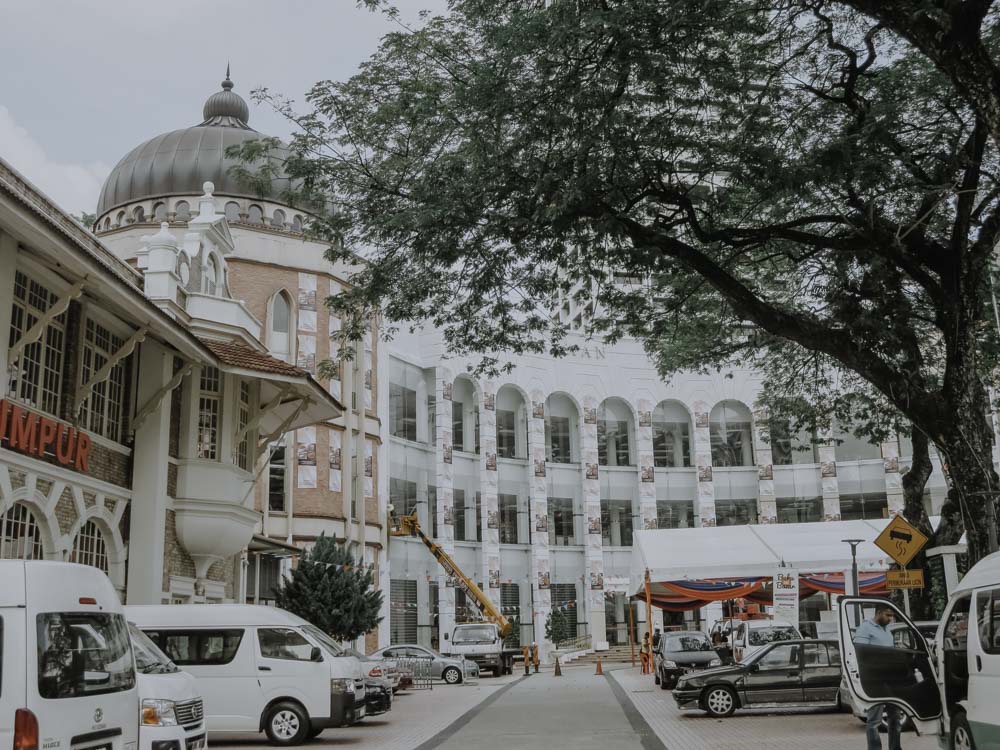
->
<box><xmin>609</xmin><ymin>665</ymin><xmax>939</xmax><ymax>750</ymax></box>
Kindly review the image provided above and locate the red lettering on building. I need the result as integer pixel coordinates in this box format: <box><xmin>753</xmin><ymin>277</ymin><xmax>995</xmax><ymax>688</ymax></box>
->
<box><xmin>0</xmin><ymin>400</ymin><xmax>92</xmax><ymax>473</ymax></box>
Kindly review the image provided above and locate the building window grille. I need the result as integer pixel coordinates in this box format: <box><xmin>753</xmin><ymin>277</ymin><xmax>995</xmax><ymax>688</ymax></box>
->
<box><xmin>549</xmin><ymin>584</ymin><xmax>578</xmax><ymax>640</ymax></box>
<box><xmin>390</xmin><ymin>579</ymin><xmax>418</xmax><ymax>644</ymax></box>
<box><xmin>0</xmin><ymin>503</ymin><xmax>44</xmax><ymax>560</ymax></box>
<box><xmin>597</xmin><ymin>419</ymin><xmax>631</xmax><ymax>466</ymax></box>
<box><xmin>548</xmin><ymin>497</ymin><xmax>576</xmax><ymax>545</ymax></box>
<box><xmin>427</xmin><ymin>395</ymin><xmax>437</xmax><ymax>445</ymax></box>
<box><xmin>776</xmin><ymin>496</ymin><xmax>823</xmax><ymax>523</ymax></box>
<box><xmin>499</xmin><ymin>493</ymin><xmax>519</xmax><ymax>544</ymax></box>
<box><xmin>501</xmin><ymin>583</ymin><xmax>521</xmax><ymax>647</ymax></box>
<box><xmin>236</xmin><ymin>381</ymin><xmax>251</xmax><ymax>470</ymax></box>
<box><xmin>390</xmin><ymin>478</ymin><xmax>418</xmax><ymax>518</ymax></box>
<box><xmin>71</xmin><ymin>520</ymin><xmax>109</xmax><ymax>573</ymax></box>
<box><xmin>710</xmin><ymin>402</ymin><xmax>755</xmax><ymax>467</ymax></box>
<box><xmin>428</xmin><ymin>484</ymin><xmax>438</xmax><ymax>538</ymax></box>
<box><xmin>268</xmin><ymin>445</ymin><xmax>287</xmax><ymax>511</ymax></box>
<box><xmin>454</xmin><ymin>489</ymin><xmax>467</xmax><ymax>541</ymax></box>
<box><xmin>389</xmin><ymin>383</ymin><xmax>418</xmax><ymax>440</ymax></box>
<box><xmin>475</xmin><ymin>492</ymin><xmax>482</xmax><ymax>542</ymax></box>
<box><xmin>653</xmin><ymin>403</ymin><xmax>692</xmax><ymax>468</ymax></box>
<box><xmin>8</xmin><ymin>270</ymin><xmax>66</xmax><ymax>415</ymax></box>
<box><xmin>197</xmin><ymin>367</ymin><xmax>221</xmax><ymax>460</ymax></box>
<box><xmin>656</xmin><ymin>499</ymin><xmax>695</xmax><ymax>529</ymax></box>
<box><xmin>81</xmin><ymin>318</ymin><xmax>128</xmax><ymax>442</ymax></box>
<box><xmin>715</xmin><ymin>498</ymin><xmax>759</xmax><ymax>526</ymax></box>
<box><xmin>452</xmin><ymin>401</ymin><xmax>464</xmax><ymax>451</ymax></box>
<box><xmin>496</xmin><ymin>409</ymin><xmax>516</xmax><ymax>458</ymax></box>
<box><xmin>600</xmin><ymin>498</ymin><xmax>634</xmax><ymax>546</ymax></box>
<box><xmin>547</xmin><ymin>416</ymin><xmax>572</xmax><ymax>463</ymax></box>
<box><xmin>839</xmin><ymin>493</ymin><xmax>888</xmax><ymax>520</ymax></box>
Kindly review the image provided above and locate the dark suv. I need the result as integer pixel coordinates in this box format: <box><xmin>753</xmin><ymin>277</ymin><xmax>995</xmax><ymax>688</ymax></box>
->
<box><xmin>653</xmin><ymin>631</ymin><xmax>723</xmax><ymax>689</ymax></box>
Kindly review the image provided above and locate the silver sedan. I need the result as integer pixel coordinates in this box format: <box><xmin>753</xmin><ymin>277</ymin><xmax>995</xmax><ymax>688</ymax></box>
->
<box><xmin>369</xmin><ymin>644</ymin><xmax>478</xmax><ymax>684</ymax></box>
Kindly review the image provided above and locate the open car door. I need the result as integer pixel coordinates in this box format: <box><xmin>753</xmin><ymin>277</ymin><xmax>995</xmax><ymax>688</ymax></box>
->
<box><xmin>838</xmin><ymin>597</ymin><xmax>942</xmax><ymax>736</ymax></box>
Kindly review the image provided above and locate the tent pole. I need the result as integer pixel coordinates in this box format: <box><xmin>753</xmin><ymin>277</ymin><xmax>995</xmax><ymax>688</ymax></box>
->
<box><xmin>644</xmin><ymin>569</ymin><xmax>653</xmax><ymax>642</ymax></box>
<box><xmin>628</xmin><ymin>600</ymin><xmax>636</xmax><ymax>667</ymax></box>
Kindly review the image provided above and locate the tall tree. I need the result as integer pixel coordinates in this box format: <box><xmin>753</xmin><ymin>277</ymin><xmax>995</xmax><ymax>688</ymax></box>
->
<box><xmin>275</xmin><ymin>534</ymin><xmax>383</xmax><ymax>641</ymax></box>
<box><xmin>235</xmin><ymin>0</ymin><xmax>1000</xmax><ymax>563</ymax></box>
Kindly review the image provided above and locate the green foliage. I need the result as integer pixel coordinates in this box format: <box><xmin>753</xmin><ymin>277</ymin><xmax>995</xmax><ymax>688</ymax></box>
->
<box><xmin>274</xmin><ymin>534</ymin><xmax>383</xmax><ymax>641</ymax></box>
<box><xmin>232</xmin><ymin>0</ymin><xmax>1000</xmax><ymax>561</ymax></box>
<box><xmin>74</xmin><ymin>212</ymin><xmax>97</xmax><ymax>229</ymax></box>
<box><xmin>545</xmin><ymin>609</ymin><xmax>569</xmax><ymax>646</ymax></box>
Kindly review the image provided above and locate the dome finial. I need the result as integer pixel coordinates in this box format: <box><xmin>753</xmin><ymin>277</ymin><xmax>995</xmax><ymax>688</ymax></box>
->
<box><xmin>202</xmin><ymin>69</ymin><xmax>250</xmax><ymax>126</ymax></box>
<box><xmin>222</xmin><ymin>62</ymin><xmax>233</xmax><ymax>91</ymax></box>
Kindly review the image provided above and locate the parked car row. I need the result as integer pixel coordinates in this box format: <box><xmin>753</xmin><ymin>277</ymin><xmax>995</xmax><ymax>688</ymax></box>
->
<box><xmin>665</xmin><ymin>551</ymin><xmax>1000</xmax><ymax>750</ymax></box>
<box><xmin>2</xmin><ymin>560</ymin><xmax>477</xmax><ymax>750</ymax></box>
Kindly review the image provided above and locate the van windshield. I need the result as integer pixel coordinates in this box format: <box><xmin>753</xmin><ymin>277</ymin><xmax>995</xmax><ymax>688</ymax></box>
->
<box><xmin>37</xmin><ymin>612</ymin><xmax>135</xmax><ymax>699</ymax></box>
<box><xmin>301</xmin><ymin>623</ymin><xmax>345</xmax><ymax>657</ymax></box>
<box><xmin>129</xmin><ymin>623</ymin><xmax>179</xmax><ymax>674</ymax></box>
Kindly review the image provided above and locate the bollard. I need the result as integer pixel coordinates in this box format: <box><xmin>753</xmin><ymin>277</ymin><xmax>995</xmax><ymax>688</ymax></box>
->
<box><xmin>554</xmin><ymin>656</ymin><xmax>562</xmax><ymax>677</ymax></box>
<box><xmin>595</xmin><ymin>657</ymin><xmax>603</xmax><ymax>676</ymax></box>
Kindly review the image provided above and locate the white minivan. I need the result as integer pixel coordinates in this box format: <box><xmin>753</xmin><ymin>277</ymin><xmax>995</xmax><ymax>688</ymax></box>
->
<box><xmin>839</xmin><ymin>550</ymin><xmax>1000</xmax><ymax>750</ymax></box>
<box><xmin>0</xmin><ymin>561</ymin><xmax>139</xmax><ymax>750</ymax></box>
<box><xmin>126</xmin><ymin>605</ymin><xmax>366</xmax><ymax>746</ymax></box>
<box><xmin>731</xmin><ymin>618</ymin><xmax>802</xmax><ymax>662</ymax></box>
<box><xmin>129</xmin><ymin>624</ymin><xmax>205</xmax><ymax>750</ymax></box>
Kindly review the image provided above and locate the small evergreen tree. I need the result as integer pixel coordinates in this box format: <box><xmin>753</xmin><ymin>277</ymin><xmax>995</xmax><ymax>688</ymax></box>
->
<box><xmin>545</xmin><ymin>610</ymin><xmax>569</xmax><ymax>646</ymax></box>
<box><xmin>275</xmin><ymin>534</ymin><xmax>383</xmax><ymax>641</ymax></box>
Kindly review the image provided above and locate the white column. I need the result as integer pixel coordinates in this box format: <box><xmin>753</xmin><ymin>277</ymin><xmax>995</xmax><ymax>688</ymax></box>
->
<box><xmin>881</xmin><ymin>437</ymin><xmax>904</xmax><ymax>516</ymax></box>
<box><xmin>480</xmin><ymin>380</ymin><xmax>501</xmax><ymax>609</ymax></box>
<box><xmin>754</xmin><ymin>406</ymin><xmax>776</xmax><ymax>523</ymax></box>
<box><xmin>0</xmin><ymin>232</ymin><xmax>18</xmax><ymax>377</ymax></box>
<box><xmin>436</xmin><ymin>368</ymin><xmax>456</xmax><ymax>643</ymax></box>
<box><xmin>581</xmin><ymin>395</ymin><xmax>607</xmax><ymax>649</ymax></box>
<box><xmin>637</xmin><ymin>399</ymin><xmax>658</xmax><ymax>530</ymax></box>
<box><xmin>693</xmin><ymin>400</ymin><xmax>716</xmax><ymax>526</ymax></box>
<box><xmin>126</xmin><ymin>340</ymin><xmax>174</xmax><ymax>603</ymax></box>
<box><xmin>818</xmin><ymin>428</ymin><xmax>841</xmax><ymax>520</ymax></box>
<box><xmin>528</xmin><ymin>389</ymin><xmax>552</xmax><ymax>658</ymax></box>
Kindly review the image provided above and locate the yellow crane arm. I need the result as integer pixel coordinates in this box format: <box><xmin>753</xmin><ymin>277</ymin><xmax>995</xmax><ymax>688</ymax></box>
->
<box><xmin>390</xmin><ymin>512</ymin><xmax>511</xmax><ymax>638</ymax></box>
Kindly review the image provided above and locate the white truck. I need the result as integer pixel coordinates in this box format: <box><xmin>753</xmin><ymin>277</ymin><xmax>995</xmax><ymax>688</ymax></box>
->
<box><xmin>441</xmin><ymin>623</ymin><xmax>518</xmax><ymax>677</ymax></box>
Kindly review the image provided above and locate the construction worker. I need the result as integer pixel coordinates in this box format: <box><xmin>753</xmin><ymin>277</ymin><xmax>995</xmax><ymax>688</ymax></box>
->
<box><xmin>531</xmin><ymin>643</ymin><xmax>540</xmax><ymax>673</ymax></box>
<box><xmin>522</xmin><ymin>644</ymin><xmax>531</xmax><ymax>675</ymax></box>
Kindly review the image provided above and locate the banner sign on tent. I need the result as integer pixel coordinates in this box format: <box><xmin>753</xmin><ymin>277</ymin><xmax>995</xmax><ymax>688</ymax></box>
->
<box><xmin>772</xmin><ymin>569</ymin><xmax>799</xmax><ymax>625</ymax></box>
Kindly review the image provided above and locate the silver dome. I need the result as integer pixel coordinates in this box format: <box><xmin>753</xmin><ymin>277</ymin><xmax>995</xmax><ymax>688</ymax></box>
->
<box><xmin>97</xmin><ymin>72</ymin><xmax>293</xmax><ymax>216</ymax></box>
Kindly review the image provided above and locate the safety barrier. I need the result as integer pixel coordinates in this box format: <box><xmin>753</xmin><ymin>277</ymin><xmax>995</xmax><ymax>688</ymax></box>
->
<box><xmin>391</xmin><ymin>657</ymin><xmax>434</xmax><ymax>690</ymax></box>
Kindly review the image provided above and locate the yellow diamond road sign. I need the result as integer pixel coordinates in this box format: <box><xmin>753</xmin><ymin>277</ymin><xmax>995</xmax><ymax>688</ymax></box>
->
<box><xmin>874</xmin><ymin>515</ymin><xmax>929</xmax><ymax>568</ymax></box>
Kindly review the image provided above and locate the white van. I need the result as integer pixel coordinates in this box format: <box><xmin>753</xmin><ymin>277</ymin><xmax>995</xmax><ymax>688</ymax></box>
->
<box><xmin>125</xmin><ymin>605</ymin><xmax>366</xmax><ymax>746</ymax></box>
<box><xmin>129</xmin><ymin>624</ymin><xmax>205</xmax><ymax>750</ymax></box>
<box><xmin>839</xmin><ymin>550</ymin><xmax>1000</xmax><ymax>750</ymax></box>
<box><xmin>732</xmin><ymin>618</ymin><xmax>802</xmax><ymax>662</ymax></box>
<box><xmin>0</xmin><ymin>561</ymin><xmax>139</xmax><ymax>750</ymax></box>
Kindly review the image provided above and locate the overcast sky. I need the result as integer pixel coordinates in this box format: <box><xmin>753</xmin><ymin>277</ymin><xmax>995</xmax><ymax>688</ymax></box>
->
<box><xmin>0</xmin><ymin>1</ymin><xmax>446</xmax><ymax>215</ymax></box>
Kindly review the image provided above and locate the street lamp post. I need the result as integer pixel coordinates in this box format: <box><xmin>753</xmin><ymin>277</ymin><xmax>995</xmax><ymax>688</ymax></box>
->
<box><xmin>842</xmin><ymin>539</ymin><xmax>864</xmax><ymax>596</ymax></box>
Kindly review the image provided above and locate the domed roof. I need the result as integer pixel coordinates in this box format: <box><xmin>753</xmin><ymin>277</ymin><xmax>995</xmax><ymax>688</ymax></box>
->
<box><xmin>97</xmin><ymin>71</ymin><xmax>294</xmax><ymax>216</ymax></box>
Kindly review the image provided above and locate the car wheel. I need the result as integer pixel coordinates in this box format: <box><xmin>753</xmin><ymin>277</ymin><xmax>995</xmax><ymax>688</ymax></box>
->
<box><xmin>264</xmin><ymin>702</ymin><xmax>310</xmax><ymax>746</ymax></box>
<box><xmin>659</xmin><ymin>674</ymin><xmax>670</xmax><ymax>691</ymax></box>
<box><xmin>702</xmin><ymin>685</ymin><xmax>737</xmax><ymax>718</ymax></box>
<box><xmin>443</xmin><ymin>666</ymin><xmax>462</xmax><ymax>684</ymax></box>
<box><xmin>951</xmin><ymin>712</ymin><xmax>976</xmax><ymax>750</ymax></box>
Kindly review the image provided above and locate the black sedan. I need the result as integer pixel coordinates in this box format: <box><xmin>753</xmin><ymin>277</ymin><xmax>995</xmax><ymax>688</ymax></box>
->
<box><xmin>653</xmin><ymin>631</ymin><xmax>723</xmax><ymax>689</ymax></box>
<box><xmin>672</xmin><ymin>639</ymin><xmax>843</xmax><ymax>718</ymax></box>
<box><xmin>364</xmin><ymin>677</ymin><xmax>393</xmax><ymax>716</ymax></box>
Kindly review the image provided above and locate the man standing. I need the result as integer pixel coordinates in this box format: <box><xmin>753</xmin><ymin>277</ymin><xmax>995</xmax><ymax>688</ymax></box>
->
<box><xmin>652</xmin><ymin>628</ymin><xmax>661</xmax><ymax>649</ymax></box>
<box><xmin>853</xmin><ymin>603</ymin><xmax>902</xmax><ymax>750</ymax></box>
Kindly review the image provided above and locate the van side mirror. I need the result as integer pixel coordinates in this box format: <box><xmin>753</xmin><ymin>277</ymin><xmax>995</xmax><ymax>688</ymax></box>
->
<box><xmin>746</xmin><ymin>662</ymin><xmax>759</xmax><ymax>672</ymax></box>
<box><xmin>310</xmin><ymin>647</ymin><xmax>322</xmax><ymax>662</ymax></box>
<box><xmin>444</xmin><ymin>633</ymin><xmax>449</xmax><ymax>641</ymax></box>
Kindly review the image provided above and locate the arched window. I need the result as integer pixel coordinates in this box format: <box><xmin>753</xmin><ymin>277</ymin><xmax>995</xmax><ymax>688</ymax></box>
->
<box><xmin>115</xmin><ymin>211</ymin><xmax>126</xmax><ymax>227</ymax></box>
<box><xmin>270</xmin><ymin>291</ymin><xmax>292</xmax><ymax>360</ymax></box>
<box><xmin>204</xmin><ymin>254</ymin><xmax>219</xmax><ymax>296</ymax></box>
<box><xmin>291</xmin><ymin>215</ymin><xmax>303</xmax><ymax>233</ymax></box>
<box><xmin>153</xmin><ymin>202</ymin><xmax>167</xmax><ymax>222</ymax></box>
<box><xmin>225</xmin><ymin>201</ymin><xmax>241</xmax><ymax>222</ymax></box>
<box><xmin>174</xmin><ymin>201</ymin><xmax>191</xmax><ymax>221</ymax></box>
<box><xmin>653</xmin><ymin>401</ymin><xmax>692</xmax><ymax>468</ymax></box>
<box><xmin>0</xmin><ymin>503</ymin><xmax>44</xmax><ymax>559</ymax></box>
<box><xmin>132</xmin><ymin>205</ymin><xmax>145</xmax><ymax>223</ymax></box>
<box><xmin>247</xmin><ymin>205</ymin><xmax>263</xmax><ymax>224</ymax></box>
<box><xmin>270</xmin><ymin>209</ymin><xmax>286</xmax><ymax>228</ymax></box>
<box><xmin>102</xmin><ymin>217</ymin><xmax>111</xmax><ymax>231</ymax></box>
<box><xmin>598</xmin><ymin>398</ymin><xmax>634</xmax><ymax>466</ymax></box>
<box><xmin>709</xmin><ymin>401</ymin><xmax>754</xmax><ymax>467</ymax></box>
<box><xmin>71</xmin><ymin>520</ymin><xmax>109</xmax><ymax>573</ymax></box>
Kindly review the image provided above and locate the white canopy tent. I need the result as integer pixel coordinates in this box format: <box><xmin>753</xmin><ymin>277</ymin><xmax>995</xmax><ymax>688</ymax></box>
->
<box><xmin>628</xmin><ymin>517</ymin><xmax>942</xmax><ymax>597</ymax></box>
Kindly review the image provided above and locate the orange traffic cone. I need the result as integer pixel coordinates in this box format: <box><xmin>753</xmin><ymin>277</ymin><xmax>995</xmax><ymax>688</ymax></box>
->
<box><xmin>554</xmin><ymin>657</ymin><xmax>562</xmax><ymax>677</ymax></box>
<box><xmin>595</xmin><ymin>657</ymin><xmax>603</xmax><ymax>676</ymax></box>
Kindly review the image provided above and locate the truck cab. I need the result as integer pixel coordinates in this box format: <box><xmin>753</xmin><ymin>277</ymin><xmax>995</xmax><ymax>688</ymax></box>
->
<box><xmin>441</xmin><ymin>624</ymin><xmax>513</xmax><ymax>676</ymax></box>
<box><xmin>838</xmin><ymin>550</ymin><xmax>1000</xmax><ymax>750</ymax></box>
